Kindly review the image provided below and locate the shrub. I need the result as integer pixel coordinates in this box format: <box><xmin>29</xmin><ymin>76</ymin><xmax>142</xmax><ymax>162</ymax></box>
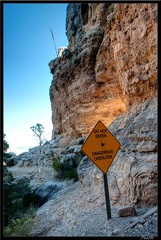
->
<box><xmin>3</xmin><ymin>152</ymin><xmax>12</xmax><ymax>162</ymax></box>
<box><xmin>3</xmin><ymin>173</ymin><xmax>32</xmax><ymax>226</ymax></box>
<box><xmin>74</xmin><ymin>154</ymin><xmax>82</xmax><ymax>166</ymax></box>
<box><xmin>52</xmin><ymin>154</ymin><xmax>82</xmax><ymax>181</ymax></box>
<box><xmin>64</xmin><ymin>168</ymin><xmax>78</xmax><ymax>180</ymax></box>
<box><xmin>3</xmin><ymin>205</ymin><xmax>37</xmax><ymax>237</ymax></box>
<box><xmin>52</xmin><ymin>155</ymin><xmax>66</xmax><ymax>179</ymax></box>
<box><xmin>24</xmin><ymin>204</ymin><xmax>37</xmax><ymax>219</ymax></box>
<box><xmin>23</xmin><ymin>193</ymin><xmax>40</xmax><ymax>208</ymax></box>
<box><xmin>3</xmin><ymin>165</ymin><xmax>14</xmax><ymax>182</ymax></box>
<box><xmin>52</xmin><ymin>155</ymin><xmax>65</xmax><ymax>172</ymax></box>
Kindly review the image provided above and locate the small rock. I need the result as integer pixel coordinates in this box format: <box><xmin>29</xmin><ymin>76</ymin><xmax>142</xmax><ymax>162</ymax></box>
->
<box><xmin>17</xmin><ymin>160</ymin><xmax>24</xmax><ymax>167</ymax></box>
<box><xmin>112</xmin><ymin>228</ymin><xmax>121</xmax><ymax>235</ymax></box>
<box><xmin>144</xmin><ymin>221</ymin><xmax>149</xmax><ymax>227</ymax></box>
<box><xmin>147</xmin><ymin>219</ymin><xmax>152</xmax><ymax>224</ymax></box>
<box><xmin>96</xmin><ymin>174</ymin><xmax>102</xmax><ymax>179</ymax></box>
<box><xmin>130</xmin><ymin>217</ymin><xmax>138</xmax><ymax>223</ymax></box>
<box><xmin>139</xmin><ymin>218</ymin><xmax>146</xmax><ymax>224</ymax></box>
<box><xmin>108</xmin><ymin>232</ymin><xmax>113</xmax><ymax>236</ymax></box>
<box><xmin>136</xmin><ymin>140</ymin><xmax>157</xmax><ymax>152</ymax></box>
<box><xmin>137</xmin><ymin>223</ymin><xmax>143</xmax><ymax>228</ymax></box>
<box><xmin>118</xmin><ymin>205</ymin><xmax>136</xmax><ymax>217</ymax></box>
<box><xmin>151</xmin><ymin>228</ymin><xmax>156</xmax><ymax>233</ymax></box>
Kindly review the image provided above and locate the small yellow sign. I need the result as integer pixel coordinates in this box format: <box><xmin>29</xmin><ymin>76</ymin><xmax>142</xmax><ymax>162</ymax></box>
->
<box><xmin>81</xmin><ymin>120</ymin><xmax>121</xmax><ymax>174</ymax></box>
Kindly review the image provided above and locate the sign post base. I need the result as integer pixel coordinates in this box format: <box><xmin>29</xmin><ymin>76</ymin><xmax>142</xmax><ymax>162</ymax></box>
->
<box><xmin>103</xmin><ymin>173</ymin><xmax>111</xmax><ymax>220</ymax></box>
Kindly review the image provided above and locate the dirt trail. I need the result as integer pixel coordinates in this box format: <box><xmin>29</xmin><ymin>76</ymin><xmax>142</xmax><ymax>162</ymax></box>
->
<box><xmin>7</xmin><ymin>165</ymin><xmax>158</xmax><ymax>237</ymax></box>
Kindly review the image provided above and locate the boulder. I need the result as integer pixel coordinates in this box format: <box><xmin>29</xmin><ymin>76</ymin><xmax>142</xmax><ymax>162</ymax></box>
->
<box><xmin>69</xmin><ymin>137</ymin><xmax>85</xmax><ymax>146</ymax></box>
<box><xmin>118</xmin><ymin>205</ymin><xmax>136</xmax><ymax>217</ymax></box>
<box><xmin>77</xmin><ymin>156</ymin><xmax>94</xmax><ymax>187</ymax></box>
<box><xmin>34</xmin><ymin>181</ymin><xmax>63</xmax><ymax>206</ymax></box>
<box><xmin>60</xmin><ymin>153</ymin><xmax>77</xmax><ymax>168</ymax></box>
<box><xmin>58</xmin><ymin>46</ymin><xmax>68</xmax><ymax>58</ymax></box>
<box><xmin>136</xmin><ymin>140</ymin><xmax>157</xmax><ymax>152</ymax></box>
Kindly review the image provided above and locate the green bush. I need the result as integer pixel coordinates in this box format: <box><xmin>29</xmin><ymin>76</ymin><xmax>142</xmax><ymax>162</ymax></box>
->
<box><xmin>52</xmin><ymin>155</ymin><xmax>65</xmax><ymax>172</ymax></box>
<box><xmin>74</xmin><ymin>155</ymin><xmax>82</xmax><ymax>166</ymax></box>
<box><xmin>3</xmin><ymin>134</ymin><xmax>37</xmax><ymax>234</ymax></box>
<box><xmin>3</xmin><ymin>164</ymin><xmax>14</xmax><ymax>182</ymax></box>
<box><xmin>3</xmin><ymin>152</ymin><xmax>12</xmax><ymax>162</ymax></box>
<box><xmin>3</xmin><ymin>170</ymin><xmax>32</xmax><ymax>226</ymax></box>
<box><xmin>23</xmin><ymin>193</ymin><xmax>40</xmax><ymax>208</ymax></box>
<box><xmin>64</xmin><ymin>168</ymin><xmax>78</xmax><ymax>180</ymax></box>
<box><xmin>3</xmin><ymin>205</ymin><xmax>37</xmax><ymax>237</ymax></box>
<box><xmin>52</xmin><ymin>154</ymin><xmax>82</xmax><ymax>181</ymax></box>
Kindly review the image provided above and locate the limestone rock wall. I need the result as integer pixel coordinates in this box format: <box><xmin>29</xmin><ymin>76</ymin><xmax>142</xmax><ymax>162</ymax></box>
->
<box><xmin>96</xmin><ymin>3</ymin><xmax>157</xmax><ymax>109</ymax></box>
<box><xmin>77</xmin><ymin>97</ymin><xmax>157</xmax><ymax>206</ymax></box>
<box><xmin>49</xmin><ymin>3</ymin><xmax>157</xmax><ymax>144</ymax></box>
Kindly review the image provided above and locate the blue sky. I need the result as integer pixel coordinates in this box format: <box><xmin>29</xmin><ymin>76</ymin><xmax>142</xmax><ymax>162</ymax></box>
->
<box><xmin>3</xmin><ymin>3</ymin><xmax>68</xmax><ymax>154</ymax></box>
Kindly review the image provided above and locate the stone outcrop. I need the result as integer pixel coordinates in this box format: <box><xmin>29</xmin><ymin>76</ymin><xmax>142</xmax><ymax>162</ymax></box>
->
<box><xmin>117</xmin><ymin>205</ymin><xmax>136</xmax><ymax>217</ymax></box>
<box><xmin>49</xmin><ymin>3</ymin><xmax>157</xmax><ymax>145</ymax></box>
<box><xmin>34</xmin><ymin>181</ymin><xmax>64</xmax><ymax>206</ymax></box>
<box><xmin>77</xmin><ymin>97</ymin><xmax>157</xmax><ymax>206</ymax></box>
<box><xmin>58</xmin><ymin>46</ymin><xmax>68</xmax><ymax>58</ymax></box>
<box><xmin>6</xmin><ymin>136</ymin><xmax>85</xmax><ymax>191</ymax></box>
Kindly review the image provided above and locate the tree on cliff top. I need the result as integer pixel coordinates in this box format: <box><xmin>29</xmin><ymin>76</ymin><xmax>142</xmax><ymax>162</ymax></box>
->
<box><xmin>30</xmin><ymin>123</ymin><xmax>45</xmax><ymax>146</ymax></box>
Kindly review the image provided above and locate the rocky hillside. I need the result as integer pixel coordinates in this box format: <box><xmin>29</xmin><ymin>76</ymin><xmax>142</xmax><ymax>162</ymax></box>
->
<box><xmin>7</xmin><ymin>97</ymin><xmax>157</xmax><ymax>236</ymax></box>
<box><xmin>78</xmin><ymin>97</ymin><xmax>157</xmax><ymax>207</ymax></box>
<box><xmin>5</xmin><ymin>3</ymin><xmax>157</xmax><ymax>237</ymax></box>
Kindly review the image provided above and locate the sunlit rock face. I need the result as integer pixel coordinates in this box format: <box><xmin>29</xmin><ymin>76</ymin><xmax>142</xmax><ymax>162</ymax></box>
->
<box><xmin>49</xmin><ymin>3</ymin><xmax>157</xmax><ymax>146</ymax></box>
<box><xmin>98</xmin><ymin>3</ymin><xmax>157</xmax><ymax>109</ymax></box>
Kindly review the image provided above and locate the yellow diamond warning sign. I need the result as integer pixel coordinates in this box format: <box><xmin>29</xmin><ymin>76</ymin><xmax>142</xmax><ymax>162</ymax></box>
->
<box><xmin>81</xmin><ymin>120</ymin><xmax>121</xmax><ymax>174</ymax></box>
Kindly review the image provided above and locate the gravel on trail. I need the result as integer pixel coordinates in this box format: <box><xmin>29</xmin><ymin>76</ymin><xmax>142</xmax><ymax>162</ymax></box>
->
<box><xmin>8</xmin><ymin>166</ymin><xmax>158</xmax><ymax>237</ymax></box>
<box><xmin>28</xmin><ymin>181</ymin><xmax>158</xmax><ymax>237</ymax></box>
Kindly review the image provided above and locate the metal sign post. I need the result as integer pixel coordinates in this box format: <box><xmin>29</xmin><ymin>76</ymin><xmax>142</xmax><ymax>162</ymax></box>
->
<box><xmin>81</xmin><ymin>120</ymin><xmax>120</xmax><ymax>221</ymax></box>
<box><xmin>103</xmin><ymin>173</ymin><xmax>111</xmax><ymax>220</ymax></box>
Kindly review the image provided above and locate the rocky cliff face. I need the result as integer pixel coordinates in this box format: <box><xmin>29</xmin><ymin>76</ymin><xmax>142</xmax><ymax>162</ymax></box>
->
<box><xmin>49</xmin><ymin>3</ymin><xmax>157</xmax><ymax>144</ymax></box>
<box><xmin>78</xmin><ymin>97</ymin><xmax>157</xmax><ymax>206</ymax></box>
